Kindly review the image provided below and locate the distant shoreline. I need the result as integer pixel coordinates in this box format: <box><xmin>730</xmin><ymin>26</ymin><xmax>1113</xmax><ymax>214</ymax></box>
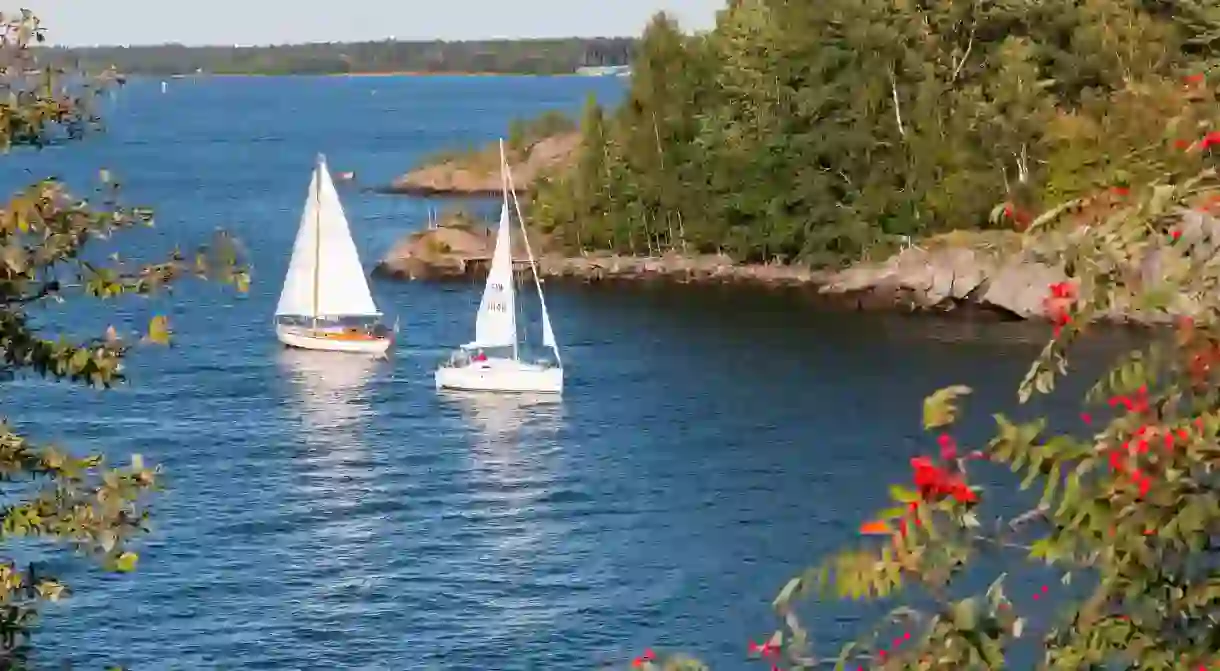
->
<box><xmin>147</xmin><ymin>71</ymin><xmax>601</xmax><ymax>79</ymax></box>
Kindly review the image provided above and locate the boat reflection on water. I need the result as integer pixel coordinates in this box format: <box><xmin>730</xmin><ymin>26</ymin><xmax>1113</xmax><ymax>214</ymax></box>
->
<box><xmin>439</xmin><ymin>390</ymin><xmax>564</xmax><ymax>456</ymax></box>
<box><xmin>440</xmin><ymin>390</ymin><xmax>567</xmax><ymax>593</ymax></box>
<box><xmin>276</xmin><ymin>348</ymin><xmax>382</xmax><ymax>501</ymax></box>
<box><xmin>276</xmin><ymin>349</ymin><xmax>379</xmax><ymax>436</ymax></box>
<box><xmin>274</xmin><ymin>349</ymin><xmax>386</xmax><ymax>612</ymax></box>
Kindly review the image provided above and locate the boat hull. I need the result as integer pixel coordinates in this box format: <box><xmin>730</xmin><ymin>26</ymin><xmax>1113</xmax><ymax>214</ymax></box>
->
<box><xmin>435</xmin><ymin>358</ymin><xmax>563</xmax><ymax>394</ymax></box>
<box><xmin>275</xmin><ymin>325</ymin><xmax>393</xmax><ymax>355</ymax></box>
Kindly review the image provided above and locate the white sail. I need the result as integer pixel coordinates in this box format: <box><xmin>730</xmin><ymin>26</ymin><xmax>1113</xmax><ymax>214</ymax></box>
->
<box><xmin>275</xmin><ymin>169</ymin><xmax>321</xmax><ymax>317</ymax></box>
<box><xmin>470</xmin><ymin>202</ymin><xmax>517</xmax><ymax>348</ymax></box>
<box><xmin>275</xmin><ymin>156</ymin><xmax>380</xmax><ymax>319</ymax></box>
<box><xmin>540</xmin><ymin>301</ymin><xmax>557</xmax><ymax>349</ymax></box>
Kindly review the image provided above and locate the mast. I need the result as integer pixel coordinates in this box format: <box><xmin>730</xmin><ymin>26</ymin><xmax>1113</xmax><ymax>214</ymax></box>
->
<box><xmin>498</xmin><ymin>139</ymin><xmax>519</xmax><ymax>362</ymax></box>
<box><xmin>311</xmin><ymin>154</ymin><xmax>323</xmax><ymax>329</ymax></box>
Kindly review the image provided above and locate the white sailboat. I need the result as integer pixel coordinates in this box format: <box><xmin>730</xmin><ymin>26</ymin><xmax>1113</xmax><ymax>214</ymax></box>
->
<box><xmin>274</xmin><ymin>154</ymin><xmax>394</xmax><ymax>356</ymax></box>
<box><xmin>435</xmin><ymin>139</ymin><xmax>563</xmax><ymax>394</ymax></box>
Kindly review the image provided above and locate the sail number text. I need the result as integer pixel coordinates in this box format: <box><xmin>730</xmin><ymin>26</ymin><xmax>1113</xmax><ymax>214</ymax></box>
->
<box><xmin>484</xmin><ymin>284</ymin><xmax>508</xmax><ymax>312</ymax></box>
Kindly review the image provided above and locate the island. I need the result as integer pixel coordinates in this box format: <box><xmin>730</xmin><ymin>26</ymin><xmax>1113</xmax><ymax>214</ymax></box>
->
<box><xmin>372</xmin><ymin>5</ymin><xmax>1220</xmax><ymax>328</ymax></box>
<box><xmin>377</xmin><ymin>110</ymin><xmax>581</xmax><ymax>196</ymax></box>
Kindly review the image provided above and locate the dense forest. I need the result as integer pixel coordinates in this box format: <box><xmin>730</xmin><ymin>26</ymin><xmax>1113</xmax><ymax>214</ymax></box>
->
<box><xmin>529</xmin><ymin>0</ymin><xmax>1220</xmax><ymax>266</ymax></box>
<box><xmin>37</xmin><ymin>37</ymin><xmax>636</xmax><ymax>76</ymax></box>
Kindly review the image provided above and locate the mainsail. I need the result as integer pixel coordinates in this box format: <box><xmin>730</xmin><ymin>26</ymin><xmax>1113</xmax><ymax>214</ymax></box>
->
<box><xmin>275</xmin><ymin>156</ymin><xmax>380</xmax><ymax>319</ymax></box>
<box><xmin>470</xmin><ymin>202</ymin><xmax>518</xmax><ymax>349</ymax></box>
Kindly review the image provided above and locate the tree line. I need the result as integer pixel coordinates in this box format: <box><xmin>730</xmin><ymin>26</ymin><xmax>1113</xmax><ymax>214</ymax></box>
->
<box><xmin>529</xmin><ymin>0</ymin><xmax>1220</xmax><ymax>266</ymax></box>
<box><xmin>37</xmin><ymin>37</ymin><xmax>636</xmax><ymax>76</ymax></box>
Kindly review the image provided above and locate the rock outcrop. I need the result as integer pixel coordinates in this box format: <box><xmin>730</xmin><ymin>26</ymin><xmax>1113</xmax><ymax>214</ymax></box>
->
<box><xmin>817</xmin><ymin>234</ymin><xmax>1067</xmax><ymax>319</ymax></box>
<box><xmin>373</xmin><ymin>218</ymin><xmax>1217</xmax><ymax>325</ymax></box>
<box><xmin>372</xmin><ymin>225</ymin><xmax>825</xmax><ymax>286</ymax></box>
<box><xmin>380</xmin><ymin>133</ymin><xmax>581</xmax><ymax>196</ymax></box>
<box><xmin>371</xmin><ymin>217</ymin><xmax>552</xmax><ymax>280</ymax></box>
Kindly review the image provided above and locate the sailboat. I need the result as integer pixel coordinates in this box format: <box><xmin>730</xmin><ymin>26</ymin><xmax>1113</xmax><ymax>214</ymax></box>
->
<box><xmin>434</xmin><ymin>139</ymin><xmax>563</xmax><ymax>394</ymax></box>
<box><xmin>274</xmin><ymin>154</ymin><xmax>395</xmax><ymax>356</ymax></box>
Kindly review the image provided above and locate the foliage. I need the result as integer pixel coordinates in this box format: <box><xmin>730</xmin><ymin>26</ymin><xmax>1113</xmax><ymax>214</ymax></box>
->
<box><xmin>530</xmin><ymin>1</ymin><xmax>1220</xmax><ymax>266</ymax></box>
<box><xmin>696</xmin><ymin>124</ymin><xmax>1220</xmax><ymax>670</ymax></box>
<box><xmin>38</xmin><ymin>37</ymin><xmax>636</xmax><ymax>76</ymax></box>
<box><xmin>0</xmin><ymin>10</ymin><xmax>246</xmax><ymax>667</ymax></box>
<box><xmin>615</xmin><ymin>35</ymin><xmax>1220</xmax><ymax>667</ymax></box>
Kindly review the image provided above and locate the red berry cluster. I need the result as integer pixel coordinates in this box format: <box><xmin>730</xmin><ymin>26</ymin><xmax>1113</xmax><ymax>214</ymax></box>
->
<box><xmin>630</xmin><ymin>648</ymin><xmax>655</xmax><ymax>667</ymax></box>
<box><xmin>1199</xmin><ymin>130</ymin><xmax>1220</xmax><ymax>151</ymax></box>
<box><xmin>859</xmin><ymin>435</ymin><xmax>981</xmax><ymax>539</ymax></box>
<box><xmin>910</xmin><ymin>455</ymin><xmax>977</xmax><ymax>504</ymax></box>
<box><xmin>1089</xmin><ymin>385</ymin><xmax>1211</xmax><ymax>499</ymax></box>
<box><xmin>747</xmin><ymin>640</ymin><xmax>782</xmax><ymax>670</ymax></box>
<box><xmin>1002</xmin><ymin>202</ymin><xmax>1033</xmax><ymax>229</ymax></box>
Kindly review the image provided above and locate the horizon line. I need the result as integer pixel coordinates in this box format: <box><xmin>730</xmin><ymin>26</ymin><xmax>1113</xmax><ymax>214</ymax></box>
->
<box><xmin>40</xmin><ymin>34</ymin><xmax>641</xmax><ymax>50</ymax></box>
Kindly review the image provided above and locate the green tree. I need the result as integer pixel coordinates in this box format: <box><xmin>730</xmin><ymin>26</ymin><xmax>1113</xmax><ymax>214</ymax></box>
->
<box><xmin>0</xmin><ymin>11</ymin><xmax>245</xmax><ymax>667</ymax></box>
<box><xmin>566</xmin><ymin>94</ymin><xmax>611</xmax><ymax>251</ymax></box>
<box><xmin>532</xmin><ymin>0</ymin><xmax>1217</xmax><ymax>268</ymax></box>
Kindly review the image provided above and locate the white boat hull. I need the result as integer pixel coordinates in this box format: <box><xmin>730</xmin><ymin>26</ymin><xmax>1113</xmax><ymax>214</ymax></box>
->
<box><xmin>275</xmin><ymin>325</ymin><xmax>393</xmax><ymax>355</ymax></box>
<box><xmin>435</xmin><ymin>358</ymin><xmax>563</xmax><ymax>394</ymax></box>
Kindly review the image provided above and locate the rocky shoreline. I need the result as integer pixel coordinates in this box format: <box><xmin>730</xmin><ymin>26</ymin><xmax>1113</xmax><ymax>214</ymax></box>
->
<box><xmin>370</xmin><ymin>214</ymin><xmax>1220</xmax><ymax>326</ymax></box>
<box><xmin>373</xmin><ymin>248</ymin><xmax>1059</xmax><ymax>320</ymax></box>
<box><xmin>369</xmin><ymin>225</ymin><xmax>1086</xmax><ymax>322</ymax></box>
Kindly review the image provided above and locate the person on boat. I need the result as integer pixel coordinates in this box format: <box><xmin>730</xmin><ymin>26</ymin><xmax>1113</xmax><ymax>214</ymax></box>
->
<box><xmin>473</xmin><ymin>349</ymin><xmax>487</xmax><ymax>362</ymax></box>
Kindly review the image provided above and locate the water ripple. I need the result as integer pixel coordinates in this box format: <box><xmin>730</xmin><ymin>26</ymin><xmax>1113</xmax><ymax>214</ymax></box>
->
<box><xmin>0</xmin><ymin>76</ymin><xmax>1127</xmax><ymax>670</ymax></box>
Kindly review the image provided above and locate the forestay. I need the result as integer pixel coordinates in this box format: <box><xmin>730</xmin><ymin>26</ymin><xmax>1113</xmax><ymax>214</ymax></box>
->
<box><xmin>471</xmin><ymin>203</ymin><xmax>518</xmax><ymax>349</ymax></box>
<box><xmin>275</xmin><ymin>157</ymin><xmax>380</xmax><ymax>319</ymax></box>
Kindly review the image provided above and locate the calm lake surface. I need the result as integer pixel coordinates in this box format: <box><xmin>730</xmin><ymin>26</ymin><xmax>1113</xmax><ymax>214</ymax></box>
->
<box><xmin>0</xmin><ymin>75</ymin><xmax>1140</xmax><ymax>669</ymax></box>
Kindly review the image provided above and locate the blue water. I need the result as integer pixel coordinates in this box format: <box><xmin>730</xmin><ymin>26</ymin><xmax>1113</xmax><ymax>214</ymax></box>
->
<box><xmin>0</xmin><ymin>76</ymin><xmax>1138</xmax><ymax>669</ymax></box>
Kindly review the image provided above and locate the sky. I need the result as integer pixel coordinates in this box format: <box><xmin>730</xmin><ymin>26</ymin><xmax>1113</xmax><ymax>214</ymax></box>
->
<box><xmin>23</xmin><ymin>0</ymin><xmax>724</xmax><ymax>47</ymax></box>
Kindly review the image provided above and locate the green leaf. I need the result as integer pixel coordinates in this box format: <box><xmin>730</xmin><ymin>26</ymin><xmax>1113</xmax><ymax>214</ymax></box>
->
<box><xmin>1029</xmin><ymin>538</ymin><xmax>1059</xmax><ymax>563</ymax></box>
<box><xmin>950</xmin><ymin>597</ymin><xmax>978</xmax><ymax>631</ymax></box>
<box><xmin>35</xmin><ymin>580</ymin><xmax>65</xmax><ymax>602</ymax></box>
<box><xmin>1056</xmin><ymin>471</ymin><xmax>1082</xmax><ymax>518</ymax></box>
<box><xmin>146</xmin><ymin>315</ymin><xmax>170</xmax><ymax>345</ymax></box>
<box><xmin>1176</xmin><ymin>500</ymin><xmax>1205</xmax><ymax>535</ymax></box>
<box><xmin>69</xmin><ymin>348</ymin><xmax>90</xmax><ymax>373</ymax></box>
<box><xmin>114</xmin><ymin>551</ymin><xmax>138</xmax><ymax>573</ymax></box>
<box><xmin>1040</xmin><ymin>463</ymin><xmax>1062</xmax><ymax>507</ymax></box>
<box><xmin>877</xmin><ymin>506</ymin><xmax>910</xmax><ymax>520</ymax></box>
<box><xmin>1034</xmin><ymin>369</ymin><xmax>1055</xmax><ymax>394</ymax></box>
<box><xmin>923</xmin><ymin>385</ymin><xmax>972</xmax><ymax>430</ymax></box>
<box><xmin>772</xmin><ymin>577</ymin><xmax>800</xmax><ymax>609</ymax></box>
<box><xmin>888</xmin><ymin>485</ymin><xmax>919</xmax><ymax>503</ymax></box>
<box><xmin>1148</xmin><ymin>184</ymin><xmax>1177</xmax><ymax>215</ymax></box>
